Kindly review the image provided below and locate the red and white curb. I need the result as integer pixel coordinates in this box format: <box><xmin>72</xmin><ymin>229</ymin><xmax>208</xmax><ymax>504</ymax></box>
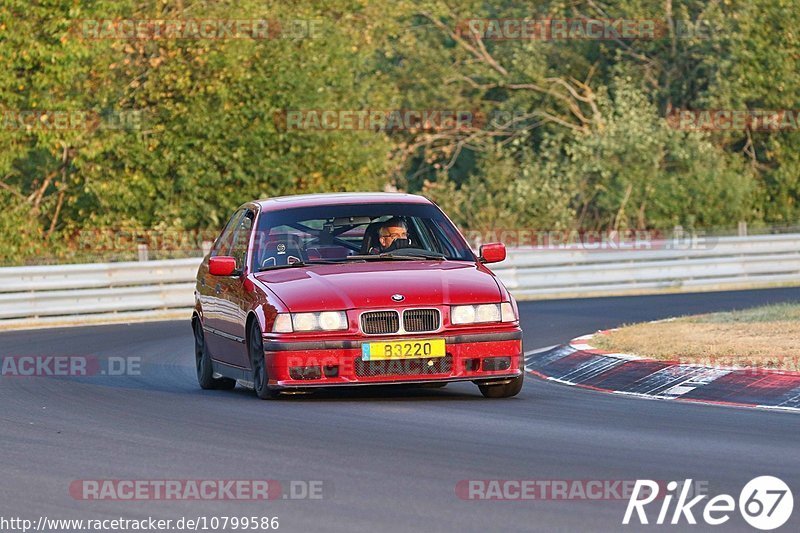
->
<box><xmin>525</xmin><ymin>332</ymin><xmax>800</xmax><ymax>412</ymax></box>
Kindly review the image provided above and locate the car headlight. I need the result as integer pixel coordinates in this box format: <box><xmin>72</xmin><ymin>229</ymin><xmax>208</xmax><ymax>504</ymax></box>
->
<box><xmin>451</xmin><ymin>305</ymin><xmax>476</xmax><ymax>325</ymax></box>
<box><xmin>272</xmin><ymin>311</ymin><xmax>348</xmax><ymax>333</ymax></box>
<box><xmin>318</xmin><ymin>311</ymin><xmax>347</xmax><ymax>331</ymax></box>
<box><xmin>500</xmin><ymin>302</ymin><xmax>516</xmax><ymax>322</ymax></box>
<box><xmin>272</xmin><ymin>314</ymin><xmax>293</xmax><ymax>333</ymax></box>
<box><xmin>475</xmin><ymin>303</ymin><xmax>501</xmax><ymax>322</ymax></box>
<box><xmin>451</xmin><ymin>303</ymin><xmax>516</xmax><ymax>325</ymax></box>
<box><xmin>293</xmin><ymin>313</ymin><xmax>318</xmax><ymax>331</ymax></box>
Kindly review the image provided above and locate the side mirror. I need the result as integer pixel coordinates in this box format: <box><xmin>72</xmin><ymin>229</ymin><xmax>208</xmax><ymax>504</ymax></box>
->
<box><xmin>209</xmin><ymin>256</ymin><xmax>237</xmax><ymax>276</ymax></box>
<box><xmin>479</xmin><ymin>243</ymin><xmax>506</xmax><ymax>264</ymax></box>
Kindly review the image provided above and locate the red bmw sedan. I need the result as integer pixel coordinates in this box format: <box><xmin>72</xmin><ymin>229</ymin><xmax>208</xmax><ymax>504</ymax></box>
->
<box><xmin>192</xmin><ymin>193</ymin><xmax>523</xmax><ymax>399</ymax></box>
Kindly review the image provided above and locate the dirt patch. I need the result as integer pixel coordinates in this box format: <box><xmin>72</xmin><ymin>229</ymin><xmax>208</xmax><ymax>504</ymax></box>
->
<box><xmin>590</xmin><ymin>303</ymin><xmax>800</xmax><ymax>371</ymax></box>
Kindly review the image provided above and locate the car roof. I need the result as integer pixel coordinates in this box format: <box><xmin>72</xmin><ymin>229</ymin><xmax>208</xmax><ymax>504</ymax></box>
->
<box><xmin>252</xmin><ymin>192</ymin><xmax>433</xmax><ymax>212</ymax></box>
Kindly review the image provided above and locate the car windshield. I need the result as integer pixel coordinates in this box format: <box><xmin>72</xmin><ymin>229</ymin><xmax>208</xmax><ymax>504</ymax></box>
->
<box><xmin>252</xmin><ymin>202</ymin><xmax>475</xmax><ymax>271</ymax></box>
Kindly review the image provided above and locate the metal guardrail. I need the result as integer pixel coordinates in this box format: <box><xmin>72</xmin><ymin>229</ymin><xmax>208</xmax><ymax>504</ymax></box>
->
<box><xmin>0</xmin><ymin>259</ymin><xmax>200</xmax><ymax>321</ymax></box>
<box><xmin>0</xmin><ymin>234</ymin><xmax>798</xmax><ymax>324</ymax></box>
<box><xmin>493</xmin><ymin>234</ymin><xmax>800</xmax><ymax>298</ymax></box>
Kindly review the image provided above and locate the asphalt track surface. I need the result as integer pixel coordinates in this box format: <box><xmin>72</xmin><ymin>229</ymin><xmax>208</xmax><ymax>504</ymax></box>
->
<box><xmin>2</xmin><ymin>287</ymin><xmax>800</xmax><ymax>533</ymax></box>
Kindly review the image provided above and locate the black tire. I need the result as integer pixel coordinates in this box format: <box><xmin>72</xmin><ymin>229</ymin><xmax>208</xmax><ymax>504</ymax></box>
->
<box><xmin>477</xmin><ymin>374</ymin><xmax>524</xmax><ymax>398</ymax></box>
<box><xmin>194</xmin><ymin>320</ymin><xmax>236</xmax><ymax>390</ymax></box>
<box><xmin>249</xmin><ymin>321</ymin><xmax>281</xmax><ymax>400</ymax></box>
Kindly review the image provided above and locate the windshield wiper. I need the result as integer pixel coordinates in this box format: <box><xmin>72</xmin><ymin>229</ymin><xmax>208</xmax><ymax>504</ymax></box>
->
<box><xmin>347</xmin><ymin>250</ymin><xmax>446</xmax><ymax>261</ymax></box>
<box><xmin>257</xmin><ymin>260</ymin><xmax>341</xmax><ymax>272</ymax></box>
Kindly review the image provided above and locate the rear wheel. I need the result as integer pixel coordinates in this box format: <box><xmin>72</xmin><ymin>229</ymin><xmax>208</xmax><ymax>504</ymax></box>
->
<box><xmin>194</xmin><ymin>320</ymin><xmax>236</xmax><ymax>390</ymax></box>
<box><xmin>249</xmin><ymin>321</ymin><xmax>281</xmax><ymax>400</ymax></box>
<box><xmin>477</xmin><ymin>374</ymin><xmax>523</xmax><ymax>398</ymax></box>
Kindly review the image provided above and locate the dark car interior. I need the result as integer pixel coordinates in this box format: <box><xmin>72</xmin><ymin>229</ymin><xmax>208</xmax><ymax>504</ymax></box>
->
<box><xmin>249</xmin><ymin>202</ymin><xmax>476</xmax><ymax>271</ymax></box>
<box><xmin>254</xmin><ymin>215</ymin><xmax>425</xmax><ymax>268</ymax></box>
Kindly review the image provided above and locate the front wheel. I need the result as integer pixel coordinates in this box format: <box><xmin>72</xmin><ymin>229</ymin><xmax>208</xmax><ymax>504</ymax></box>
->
<box><xmin>249</xmin><ymin>321</ymin><xmax>281</xmax><ymax>400</ymax></box>
<box><xmin>194</xmin><ymin>320</ymin><xmax>236</xmax><ymax>390</ymax></box>
<box><xmin>477</xmin><ymin>375</ymin><xmax>523</xmax><ymax>398</ymax></box>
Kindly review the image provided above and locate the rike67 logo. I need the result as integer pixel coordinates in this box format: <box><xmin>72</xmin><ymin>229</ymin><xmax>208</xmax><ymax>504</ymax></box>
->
<box><xmin>624</xmin><ymin>476</ymin><xmax>794</xmax><ymax>530</ymax></box>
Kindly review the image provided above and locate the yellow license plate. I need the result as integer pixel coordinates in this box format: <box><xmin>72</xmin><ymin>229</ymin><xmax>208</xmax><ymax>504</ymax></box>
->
<box><xmin>361</xmin><ymin>339</ymin><xmax>446</xmax><ymax>361</ymax></box>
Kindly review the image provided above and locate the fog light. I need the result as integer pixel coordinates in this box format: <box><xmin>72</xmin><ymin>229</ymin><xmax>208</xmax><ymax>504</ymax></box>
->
<box><xmin>323</xmin><ymin>365</ymin><xmax>339</xmax><ymax>378</ymax></box>
<box><xmin>289</xmin><ymin>366</ymin><xmax>321</xmax><ymax>380</ymax></box>
<box><xmin>482</xmin><ymin>357</ymin><xmax>511</xmax><ymax>371</ymax></box>
<box><xmin>464</xmin><ymin>358</ymin><xmax>482</xmax><ymax>372</ymax></box>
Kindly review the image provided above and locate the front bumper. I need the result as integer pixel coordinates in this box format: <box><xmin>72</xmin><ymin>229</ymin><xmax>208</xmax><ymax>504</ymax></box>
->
<box><xmin>263</xmin><ymin>330</ymin><xmax>523</xmax><ymax>388</ymax></box>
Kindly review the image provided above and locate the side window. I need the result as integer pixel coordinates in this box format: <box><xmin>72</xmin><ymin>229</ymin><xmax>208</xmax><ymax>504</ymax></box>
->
<box><xmin>230</xmin><ymin>210</ymin><xmax>255</xmax><ymax>271</ymax></box>
<box><xmin>211</xmin><ymin>209</ymin><xmax>244</xmax><ymax>257</ymax></box>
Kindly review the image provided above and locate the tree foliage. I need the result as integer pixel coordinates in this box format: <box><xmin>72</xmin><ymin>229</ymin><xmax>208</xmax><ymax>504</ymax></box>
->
<box><xmin>0</xmin><ymin>0</ymin><xmax>797</xmax><ymax>263</ymax></box>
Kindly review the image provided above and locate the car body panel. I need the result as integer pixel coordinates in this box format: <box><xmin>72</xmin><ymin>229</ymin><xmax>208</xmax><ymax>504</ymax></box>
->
<box><xmin>253</xmin><ymin>261</ymin><xmax>503</xmax><ymax>312</ymax></box>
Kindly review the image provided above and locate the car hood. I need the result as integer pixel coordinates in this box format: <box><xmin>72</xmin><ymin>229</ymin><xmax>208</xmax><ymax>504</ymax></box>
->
<box><xmin>253</xmin><ymin>261</ymin><xmax>502</xmax><ymax>311</ymax></box>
